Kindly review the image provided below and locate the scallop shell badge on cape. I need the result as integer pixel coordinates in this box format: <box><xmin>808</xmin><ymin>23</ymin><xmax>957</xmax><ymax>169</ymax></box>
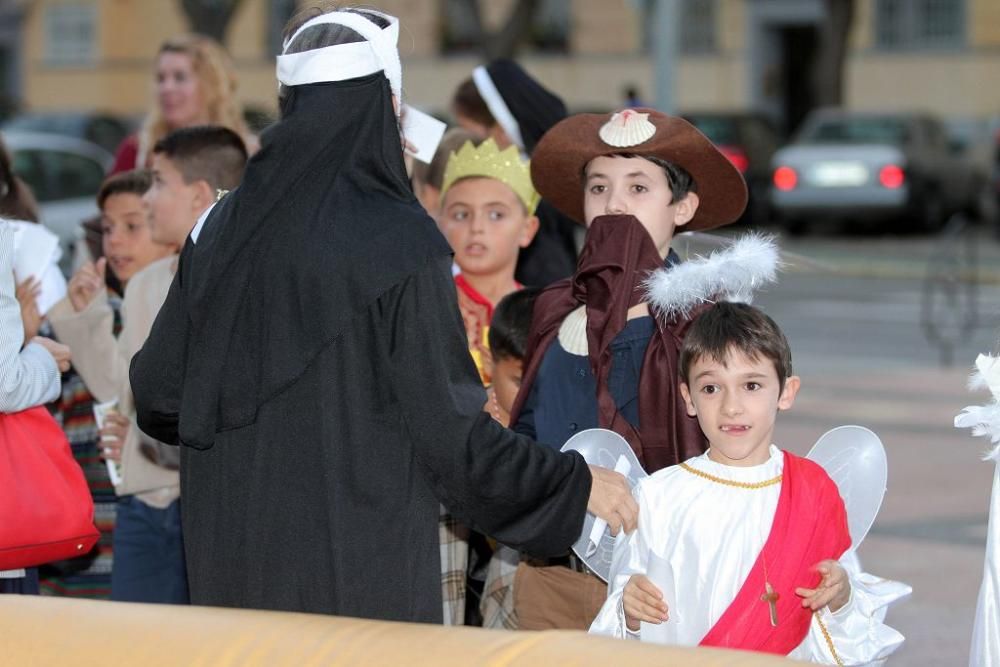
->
<box><xmin>598</xmin><ymin>110</ymin><xmax>657</xmax><ymax>148</ymax></box>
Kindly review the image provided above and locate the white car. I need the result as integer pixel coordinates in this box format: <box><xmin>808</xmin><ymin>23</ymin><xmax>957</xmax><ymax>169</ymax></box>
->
<box><xmin>5</xmin><ymin>131</ymin><xmax>113</xmax><ymax>275</ymax></box>
<box><xmin>770</xmin><ymin>110</ymin><xmax>986</xmax><ymax>233</ymax></box>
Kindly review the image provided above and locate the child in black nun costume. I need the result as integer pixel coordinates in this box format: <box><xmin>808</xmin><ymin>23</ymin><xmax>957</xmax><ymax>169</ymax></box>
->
<box><xmin>452</xmin><ymin>59</ymin><xmax>579</xmax><ymax>288</ymax></box>
<box><xmin>129</xmin><ymin>5</ymin><xmax>637</xmax><ymax>621</ymax></box>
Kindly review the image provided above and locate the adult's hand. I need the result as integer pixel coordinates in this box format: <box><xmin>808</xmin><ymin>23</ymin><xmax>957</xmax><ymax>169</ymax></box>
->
<box><xmin>586</xmin><ymin>465</ymin><xmax>638</xmax><ymax>536</ymax></box>
<box><xmin>68</xmin><ymin>258</ymin><xmax>106</xmax><ymax>312</ymax></box>
<box><xmin>33</xmin><ymin>336</ymin><xmax>71</xmax><ymax>373</ymax></box>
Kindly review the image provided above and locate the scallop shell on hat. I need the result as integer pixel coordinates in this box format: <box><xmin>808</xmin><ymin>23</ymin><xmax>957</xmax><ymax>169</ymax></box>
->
<box><xmin>598</xmin><ymin>111</ymin><xmax>656</xmax><ymax>148</ymax></box>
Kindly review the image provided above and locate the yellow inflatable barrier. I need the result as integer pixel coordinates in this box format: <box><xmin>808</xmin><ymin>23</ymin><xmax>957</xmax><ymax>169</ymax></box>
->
<box><xmin>0</xmin><ymin>597</ymin><xmax>803</xmax><ymax>666</ymax></box>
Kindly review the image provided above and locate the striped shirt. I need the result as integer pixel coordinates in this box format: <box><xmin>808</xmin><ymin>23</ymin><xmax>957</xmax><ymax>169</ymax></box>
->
<box><xmin>1</xmin><ymin>220</ymin><xmax>62</xmax><ymax>578</ymax></box>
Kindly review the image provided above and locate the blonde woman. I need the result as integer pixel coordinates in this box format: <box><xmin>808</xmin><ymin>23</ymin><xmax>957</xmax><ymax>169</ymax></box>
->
<box><xmin>111</xmin><ymin>34</ymin><xmax>257</xmax><ymax>173</ymax></box>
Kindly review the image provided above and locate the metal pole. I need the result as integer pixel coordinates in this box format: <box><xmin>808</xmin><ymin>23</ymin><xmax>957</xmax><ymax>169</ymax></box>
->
<box><xmin>653</xmin><ymin>0</ymin><xmax>680</xmax><ymax>113</ymax></box>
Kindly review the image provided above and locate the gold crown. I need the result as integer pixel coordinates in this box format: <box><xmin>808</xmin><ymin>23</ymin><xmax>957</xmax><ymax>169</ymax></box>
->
<box><xmin>440</xmin><ymin>139</ymin><xmax>540</xmax><ymax>213</ymax></box>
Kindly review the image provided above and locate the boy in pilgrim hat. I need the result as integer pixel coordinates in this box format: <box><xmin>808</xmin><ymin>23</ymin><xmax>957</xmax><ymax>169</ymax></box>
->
<box><xmin>439</xmin><ymin>138</ymin><xmax>540</xmax><ymax>386</ymax></box>
<box><xmin>508</xmin><ymin>109</ymin><xmax>781</xmax><ymax>629</ymax></box>
<box><xmin>436</xmin><ymin>137</ymin><xmax>540</xmax><ymax>624</ymax></box>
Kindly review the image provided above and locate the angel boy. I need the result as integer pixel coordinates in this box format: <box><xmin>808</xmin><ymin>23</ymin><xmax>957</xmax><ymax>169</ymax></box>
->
<box><xmin>590</xmin><ymin>302</ymin><xmax>910</xmax><ymax>665</ymax></box>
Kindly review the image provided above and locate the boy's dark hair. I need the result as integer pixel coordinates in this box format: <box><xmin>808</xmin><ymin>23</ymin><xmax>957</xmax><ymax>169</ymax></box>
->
<box><xmin>610</xmin><ymin>153</ymin><xmax>697</xmax><ymax>203</ymax></box>
<box><xmin>97</xmin><ymin>169</ymin><xmax>152</xmax><ymax>210</ymax></box>
<box><xmin>679</xmin><ymin>302</ymin><xmax>792</xmax><ymax>390</ymax></box>
<box><xmin>152</xmin><ymin>125</ymin><xmax>248</xmax><ymax>192</ymax></box>
<box><xmin>489</xmin><ymin>287</ymin><xmax>542</xmax><ymax>361</ymax></box>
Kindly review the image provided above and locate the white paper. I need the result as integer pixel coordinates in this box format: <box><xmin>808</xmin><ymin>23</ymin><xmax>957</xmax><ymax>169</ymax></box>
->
<box><xmin>586</xmin><ymin>454</ymin><xmax>633</xmax><ymax>556</ymax></box>
<box><xmin>34</xmin><ymin>261</ymin><xmax>67</xmax><ymax>315</ymax></box>
<box><xmin>402</xmin><ymin>105</ymin><xmax>447</xmax><ymax>164</ymax></box>
<box><xmin>10</xmin><ymin>221</ymin><xmax>65</xmax><ymax>314</ymax></box>
<box><xmin>640</xmin><ymin>551</ymin><xmax>680</xmax><ymax>644</ymax></box>
<box><xmin>11</xmin><ymin>222</ymin><xmax>58</xmax><ymax>280</ymax></box>
<box><xmin>93</xmin><ymin>400</ymin><xmax>123</xmax><ymax>486</ymax></box>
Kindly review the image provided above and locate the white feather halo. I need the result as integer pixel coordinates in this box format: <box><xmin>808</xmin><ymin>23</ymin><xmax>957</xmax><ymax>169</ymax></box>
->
<box><xmin>955</xmin><ymin>354</ymin><xmax>1000</xmax><ymax>462</ymax></box>
<box><xmin>642</xmin><ymin>232</ymin><xmax>781</xmax><ymax>320</ymax></box>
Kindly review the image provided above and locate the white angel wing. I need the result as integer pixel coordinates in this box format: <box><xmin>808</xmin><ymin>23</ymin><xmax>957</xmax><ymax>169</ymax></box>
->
<box><xmin>806</xmin><ymin>426</ymin><xmax>888</xmax><ymax>551</ymax></box>
<box><xmin>560</xmin><ymin>428</ymin><xmax>648</xmax><ymax>582</ymax></box>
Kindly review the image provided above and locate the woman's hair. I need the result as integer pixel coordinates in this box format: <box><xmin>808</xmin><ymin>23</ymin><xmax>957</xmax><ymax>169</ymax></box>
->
<box><xmin>0</xmin><ymin>133</ymin><xmax>39</xmax><ymax>223</ymax></box>
<box><xmin>138</xmin><ymin>34</ymin><xmax>250</xmax><ymax>164</ymax></box>
<box><xmin>451</xmin><ymin>77</ymin><xmax>495</xmax><ymax>129</ymax></box>
<box><xmin>279</xmin><ymin>4</ymin><xmax>392</xmax><ymax>102</ymax></box>
<box><xmin>96</xmin><ymin>169</ymin><xmax>152</xmax><ymax>210</ymax></box>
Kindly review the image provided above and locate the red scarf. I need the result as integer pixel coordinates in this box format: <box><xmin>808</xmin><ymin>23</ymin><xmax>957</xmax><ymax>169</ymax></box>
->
<box><xmin>509</xmin><ymin>215</ymin><xmax>706</xmax><ymax>473</ymax></box>
<box><xmin>700</xmin><ymin>452</ymin><xmax>851</xmax><ymax>655</ymax></box>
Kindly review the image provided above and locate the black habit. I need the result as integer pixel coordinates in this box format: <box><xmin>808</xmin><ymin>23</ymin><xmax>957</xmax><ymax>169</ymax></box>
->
<box><xmin>130</xmin><ymin>74</ymin><xmax>591</xmax><ymax>621</ymax></box>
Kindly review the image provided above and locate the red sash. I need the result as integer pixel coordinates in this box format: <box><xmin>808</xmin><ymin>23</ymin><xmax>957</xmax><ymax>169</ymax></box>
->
<box><xmin>699</xmin><ymin>452</ymin><xmax>851</xmax><ymax>655</ymax></box>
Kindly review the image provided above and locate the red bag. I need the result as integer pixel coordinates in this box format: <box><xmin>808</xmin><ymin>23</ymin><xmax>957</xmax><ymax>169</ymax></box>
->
<box><xmin>0</xmin><ymin>406</ymin><xmax>99</xmax><ymax>570</ymax></box>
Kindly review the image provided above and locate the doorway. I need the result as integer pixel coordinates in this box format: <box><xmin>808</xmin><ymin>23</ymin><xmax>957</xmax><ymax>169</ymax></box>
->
<box><xmin>779</xmin><ymin>24</ymin><xmax>819</xmax><ymax>137</ymax></box>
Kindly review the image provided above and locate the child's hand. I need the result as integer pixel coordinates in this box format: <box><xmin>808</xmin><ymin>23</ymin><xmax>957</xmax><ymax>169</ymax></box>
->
<box><xmin>795</xmin><ymin>560</ymin><xmax>850</xmax><ymax>612</ymax></box>
<box><xmin>68</xmin><ymin>259</ymin><xmax>106</xmax><ymax>312</ymax></box>
<box><xmin>98</xmin><ymin>413</ymin><xmax>129</xmax><ymax>463</ymax></box>
<box><xmin>623</xmin><ymin>574</ymin><xmax>667</xmax><ymax>631</ymax></box>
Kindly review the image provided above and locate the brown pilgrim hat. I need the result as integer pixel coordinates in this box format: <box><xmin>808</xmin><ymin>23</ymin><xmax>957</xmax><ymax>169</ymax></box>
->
<box><xmin>530</xmin><ymin>108</ymin><xmax>748</xmax><ymax>231</ymax></box>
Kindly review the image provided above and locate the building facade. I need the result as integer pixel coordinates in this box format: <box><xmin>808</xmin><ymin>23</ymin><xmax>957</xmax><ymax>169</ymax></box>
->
<box><xmin>16</xmin><ymin>0</ymin><xmax>1000</xmax><ymax>134</ymax></box>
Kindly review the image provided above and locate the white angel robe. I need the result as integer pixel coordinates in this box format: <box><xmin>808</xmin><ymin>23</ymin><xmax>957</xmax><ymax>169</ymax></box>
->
<box><xmin>954</xmin><ymin>353</ymin><xmax>1000</xmax><ymax>667</ymax></box>
<box><xmin>969</xmin><ymin>462</ymin><xmax>1000</xmax><ymax>666</ymax></box>
<box><xmin>589</xmin><ymin>446</ymin><xmax>910</xmax><ymax>665</ymax></box>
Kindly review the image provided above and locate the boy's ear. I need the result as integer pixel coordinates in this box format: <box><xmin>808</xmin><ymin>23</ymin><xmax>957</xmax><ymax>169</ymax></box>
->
<box><xmin>679</xmin><ymin>381</ymin><xmax>697</xmax><ymax>417</ymax></box>
<box><xmin>519</xmin><ymin>214</ymin><xmax>540</xmax><ymax>248</ymax></box>
<box><xmin>777</xmin><ymin>375</ymin><xmax>801</xmax><ymax>411</ymax></box>
<box><xmin>190</xmin><ymin>179</ymin><xmax>216</xmax><ymax>214</ymax></box>
<box><xmin>672</xmin><ymin>192</ymin><xmax>700</xmax><ymax>229</ymax></box>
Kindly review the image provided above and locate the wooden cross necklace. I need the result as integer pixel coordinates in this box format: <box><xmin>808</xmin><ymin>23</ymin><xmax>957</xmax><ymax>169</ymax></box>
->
<box><xmin>761</xmin><ymin>576</ymin><xmax>779</xmax><ymax>626</ymax></box>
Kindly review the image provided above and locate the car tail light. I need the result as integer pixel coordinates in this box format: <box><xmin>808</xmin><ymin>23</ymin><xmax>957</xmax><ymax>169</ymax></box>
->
<box><xmin>719</xmin><ymin>145</ymin><xmax>750</xmax><ymax>174</ymax></box>
<box><xmin>773</xmin><ymin>166</ymin><xmax>797</xmax><ymax>191</ymax></box>
<box><xmin>878</xmin><ymin>164</ymin><xmax>905</xmax><ymax>189</ymax></box>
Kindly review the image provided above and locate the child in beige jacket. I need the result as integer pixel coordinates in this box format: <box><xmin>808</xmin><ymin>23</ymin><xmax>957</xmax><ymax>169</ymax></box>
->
<box><xmin>49</xmin><ymin>127</ymin><xmax>247</xmax><ymax>602</ymax></box>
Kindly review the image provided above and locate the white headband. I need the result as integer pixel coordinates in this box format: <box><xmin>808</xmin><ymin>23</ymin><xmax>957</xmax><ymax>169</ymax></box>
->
<box><xmin>277</xmin><ymin>11</ymin><xmax>402</xmax><ymax>105</ymax></box>
<box><xmin>472</xmin><ymin>65</ymin><xmax>524</xmax><ymax>151</ymax></box>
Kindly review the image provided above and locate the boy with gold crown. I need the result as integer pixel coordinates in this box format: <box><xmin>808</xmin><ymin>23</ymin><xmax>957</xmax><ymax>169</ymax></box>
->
<box><xmin>435</xmin><ymin>138</ymin><xmax>540</xmax><ymax>625</ymax></box>
<box><xmin>439</xmin><ymin>138</ymin><xmax>540</xmax><ymax>387</ymax></box>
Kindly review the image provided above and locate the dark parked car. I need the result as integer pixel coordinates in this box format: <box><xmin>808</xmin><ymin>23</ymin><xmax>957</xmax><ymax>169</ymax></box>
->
<box><xmin>2</xmin><ymin>112</ymin><xmax>134</xmax><ymax>155</ymax></box>
<box><xmin>682</xmin><ymin>111</ymin><xmax>781</xmax><ymax>226</ymax></box>
<box><xmin>770</xmin><ymin>109</ymin><xmax>988</xmax><ymax>233</ymax></box>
